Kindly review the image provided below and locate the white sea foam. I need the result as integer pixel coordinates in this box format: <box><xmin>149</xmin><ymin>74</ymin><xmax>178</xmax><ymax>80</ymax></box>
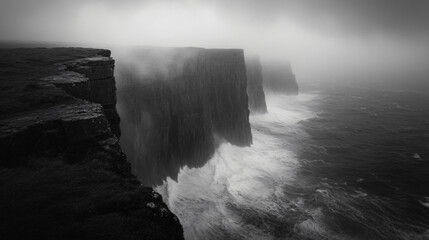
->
<box><xmin>419</xmin><ymin>197</ymin><xmax>429</xmax><ymax>208</ymax></box>
<box><xmin>155</xmin><ymin>93</ymin><xmax>318</xmax><ymax>239</ymax></box>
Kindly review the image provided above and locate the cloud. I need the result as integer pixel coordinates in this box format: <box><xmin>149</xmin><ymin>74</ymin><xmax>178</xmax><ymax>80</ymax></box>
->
<box><xmin>0</xmin><ymin>0</ymin><xmax>428</xmax><ymax>82</ymax></box>
<box><xmin>1</xmin><ymin>0</ymin><xmax>429</xmax><ymax>40</ymax></box>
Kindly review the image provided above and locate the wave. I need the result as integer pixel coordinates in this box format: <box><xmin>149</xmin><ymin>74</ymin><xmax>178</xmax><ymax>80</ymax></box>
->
<box><xmin>155</xmin><ymin>94</ymin><xmax>317</xmax><ymax>239</ymax></box>
<box><xmin>155</xmin><ymin>91</ymin><xmax>429</xmax><ymax>240</ymax></box>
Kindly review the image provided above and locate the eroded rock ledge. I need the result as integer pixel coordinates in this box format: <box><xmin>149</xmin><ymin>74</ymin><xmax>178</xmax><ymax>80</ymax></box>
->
<box><xmin>0</xmin><ymin>48</ymin><xmax>183</xmax><ymax>240</ymax></box>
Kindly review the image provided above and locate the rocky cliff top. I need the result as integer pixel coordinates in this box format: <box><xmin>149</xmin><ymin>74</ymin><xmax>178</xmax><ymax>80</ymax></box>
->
<box><xmin>0</xmin><ymin>47</ymin><xmax>183</xmax><ymax>240</ymax></box>
<box><xmin>0</xmin><ymin>48</ymin><xmax>110</xmax><ymax>115</ymax></box>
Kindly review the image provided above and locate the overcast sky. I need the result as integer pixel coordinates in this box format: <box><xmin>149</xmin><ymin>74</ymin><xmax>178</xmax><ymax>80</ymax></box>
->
<box><xmin>1</xmin><ymin>0</ymin><xmax>428</xmax><ymax>81</ymax></box>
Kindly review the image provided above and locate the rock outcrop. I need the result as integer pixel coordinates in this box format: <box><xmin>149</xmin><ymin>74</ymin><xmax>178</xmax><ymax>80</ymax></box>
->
<box><xmin>0</xmin><ymin>48</ymin><xmax>183</xmax><ymax>240</ymax></box>
<box><xmin>116</xmin><ymin>47</ymin><xmax>252</xmax><ymax>186</ymax></box>
<box><xmin>245</xmin><ymin>55</ymin><xmax>267</xmax><ymax>113</ymax></box>
<box><xmin>263</xmin><ymin>61</ymin><xmax>299</xmax><ymax>95</ymax></box>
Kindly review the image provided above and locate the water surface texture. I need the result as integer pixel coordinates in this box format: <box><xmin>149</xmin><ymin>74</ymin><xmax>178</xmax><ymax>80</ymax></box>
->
<box><xmin>156</xmin><ymin>82</ymin><xmax>429</xmax><ymax>240</ymax></box>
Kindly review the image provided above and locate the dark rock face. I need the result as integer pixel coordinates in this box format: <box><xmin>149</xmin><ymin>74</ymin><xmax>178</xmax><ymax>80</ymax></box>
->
<box><xmin>116</xmin><ymin>47</ymin><xmax>252</xmax><ymax>186</ymax></box>
<box><xmin>44</xmin><ymin>56</ymin><xmax>120</xmax><ymax>136</ymax></box>
<box><xmin>263</xmin><ymin>61</ymin><xmax>299</xmax><ymax>95</ymax></box>
<box><xmin>0</xmin><ymin>48</ymin><xmax>183</xmax><ymax>240</ymax></box>
<box><xmin>245</xmin><ymin>56</ymin><xmax>268</xmax><ymax>113</ymax></box>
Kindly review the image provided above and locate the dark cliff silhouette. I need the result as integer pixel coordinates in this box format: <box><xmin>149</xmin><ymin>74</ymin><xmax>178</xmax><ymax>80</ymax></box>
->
<box><xmin>0</xmin><ymin>48</ymin><xmax>183</xmax><ymax>240</ymax></box>
<box><xmin>116</xmin><ymin>47</ymin><xmax>252</xmax><ymax>186</ymax></box>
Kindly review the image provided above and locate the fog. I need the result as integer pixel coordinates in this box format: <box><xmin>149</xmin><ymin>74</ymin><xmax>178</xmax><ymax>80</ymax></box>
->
<box><xmin>1</xmin><ymin>0</ymin><xmax>428</xmax><ymax>85</ymax></box>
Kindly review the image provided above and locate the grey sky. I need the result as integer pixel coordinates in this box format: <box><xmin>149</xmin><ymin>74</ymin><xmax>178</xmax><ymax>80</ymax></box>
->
<box><xmin>1</xmin><ymin>0</ymin><xmax>428</xmax><ymax>81</ymax></box>
<box><xmin>215</xmin><ymin>0</ymin><xmax>429</xmax><ymax>38</ymax></box>
<box><xmin>2</xmin><ymin>0</ymin><xmax>428</xmax><ymax>40</ymax></box>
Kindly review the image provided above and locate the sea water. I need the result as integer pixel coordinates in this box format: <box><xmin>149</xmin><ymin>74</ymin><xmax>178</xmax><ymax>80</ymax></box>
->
<box><xmin>156</xmin><ymin>82</ymin><xmax>429</xmax><ymax>240</ymax></box>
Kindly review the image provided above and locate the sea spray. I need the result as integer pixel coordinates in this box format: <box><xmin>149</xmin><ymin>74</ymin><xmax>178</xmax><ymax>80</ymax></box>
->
<box><xmin>156</xmin><ymin>94</ymin><xmax>317</xmax><ymax>240</ymax></box>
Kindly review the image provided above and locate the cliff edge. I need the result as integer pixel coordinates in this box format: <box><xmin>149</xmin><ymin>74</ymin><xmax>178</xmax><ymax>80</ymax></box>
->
<box><xmin>0</xmin><ymin>48</ymin><xmax>183</xmax><ymax>240</ymax></box>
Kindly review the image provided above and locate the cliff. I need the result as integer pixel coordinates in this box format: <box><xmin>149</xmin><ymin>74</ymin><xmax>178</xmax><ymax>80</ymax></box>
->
<box><xmin>263</xmin><ymin>61</ymin><xmax>299</xmax><ymax>95</ymax></box>
<box><xmin>245</xmin><ymin>55</ymin><xmax>267</xmax><ymax>113</ymax></box>
<box><xmin>116</xmin><ymin>47</ymin><xmax>252</xmax><ymax>186</ymax></box>
<box><xmin>0</xmin><ymin>48</ymin><xmax>183</xmax><ymax>240</ymax></box>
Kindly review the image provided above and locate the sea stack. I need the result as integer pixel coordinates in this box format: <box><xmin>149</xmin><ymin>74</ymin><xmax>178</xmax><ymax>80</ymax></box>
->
<box><xmin>245</xmin><ymin>55</ymin><xmax>268</xmax><ymax>113</ymax></box>
<box><xmin>263</xmin><ymin>61</ymin><xmax>299</xmax><ymax>95</ymax></box>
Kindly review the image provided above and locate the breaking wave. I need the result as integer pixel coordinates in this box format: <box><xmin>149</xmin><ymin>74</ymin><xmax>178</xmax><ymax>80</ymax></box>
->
<box><xmin>156</xmin><ymin>94</ymin><xmax>317</xmax><ymax>240</ymax></box>
<box><xmin>156</xmin><ymin>89</ymin><xmax>429</xmax><ymax>240</ymax></box>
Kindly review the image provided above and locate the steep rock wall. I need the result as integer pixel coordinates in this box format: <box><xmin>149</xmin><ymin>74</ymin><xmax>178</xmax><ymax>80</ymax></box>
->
<box><xmin>245</xmin><ymin>55</ymin><xmax>268</xmax><ymax>113</ymax></box>
<box><xmin>263</xmin><ymin>61</ymin><xmax>299</xmax><ymax>95</ymax></box>
<box><xmin>116</xmin><ymin>47</ymin><xmax>252</xmax><ymax>186</ymax></box>
<box><xmin>0</xmin><ymin>48</ymin><xmax>183</xmax><ymax>240</ymax></box>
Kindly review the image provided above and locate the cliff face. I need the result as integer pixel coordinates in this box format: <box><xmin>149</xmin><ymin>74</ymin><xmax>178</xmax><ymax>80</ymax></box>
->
<box><xmin>245</xmin><ymin>56</ymin><xmax>268</xmax><ymax>113</ymax></box>
<box><xmin>116</xmin><ymin>47</ymin><xmax>252</xmax><ymax>186</ymax></box>
<box><xmin>263</xmin><ymin>61</ymin><xmax>299</xmax><ymax>95</ymax></box>
<box><xmin>0</xmin><ymin>48</ymin><xmax>183</xmax><ymax>240</ymax></box>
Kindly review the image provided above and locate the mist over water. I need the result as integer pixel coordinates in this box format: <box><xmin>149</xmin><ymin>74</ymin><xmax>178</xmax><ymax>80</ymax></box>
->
<box><xmin>156</xmin><ymin>83</ymin><xmax>429</xmax><ymax>239</ymax></box>
<box><xmin>155</xmin><ymin>94</ymin><xmax>316</xmax><ymax>239</ymax></box>
<box><xmin>2</xmin><ymin>0</ymin><xmax>429</xmax><ymax>86</ymax></box>
<box><xmin>2</xmin><ymin>1</ymin><xmax>429</xmax><ymax>239</ymax></box>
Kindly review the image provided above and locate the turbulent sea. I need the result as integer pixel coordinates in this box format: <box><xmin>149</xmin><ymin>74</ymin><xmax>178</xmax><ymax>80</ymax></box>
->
<box><xmin>156</xmin><ymin>81</ymin><xmax>429</xmax><ymax>240</ymax></box>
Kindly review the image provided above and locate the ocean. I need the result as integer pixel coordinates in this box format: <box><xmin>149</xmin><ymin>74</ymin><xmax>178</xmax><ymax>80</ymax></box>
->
<box><xmin>156</xmin><ymin>81</ymin><xmax>429</xmax><ymax>240</ymax></box>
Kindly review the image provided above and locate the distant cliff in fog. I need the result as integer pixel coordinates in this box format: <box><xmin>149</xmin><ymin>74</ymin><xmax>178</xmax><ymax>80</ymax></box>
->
<box><xmin>246</xmin><ymin>55</ymin><xmax>267</xmax><ymax>113</ymax></box>
<box><xmin>263</xmin><ymin>61</ymin><xmax>299</xmax><ymax>95</ymax></box>
<box><xmin>116</xmin><ymin>47</ymin><xmax>252</xmax><ymax>186</ymax></box>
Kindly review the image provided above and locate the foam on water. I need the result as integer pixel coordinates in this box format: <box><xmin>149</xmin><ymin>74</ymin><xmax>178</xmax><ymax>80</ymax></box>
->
<box><xmin>155</xmin><ymin>89</ymin><xmax>429</xmax><ymax>239</ymax></box>
<box><xmin>155</xmin><ymin>94</ymin><xmax>317</xmax><ymax>239</ymax></box>
<box><xmin>419</xmin><ymin>197</ymin><xmax>429</xmax><ymax>208</ymax></box>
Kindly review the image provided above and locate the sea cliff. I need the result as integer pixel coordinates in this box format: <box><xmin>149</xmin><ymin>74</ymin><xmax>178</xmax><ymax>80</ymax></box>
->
<box><xmin>246</xmin><ymin>55</ymin><xmax>268</xmax><ymax>113</ymax></box>
<box><xmin>116</xmin><ymin>47</ymin><xmax>252</xmax><ymax>186</ymax></box>
<box><xmin>0</xmin><ymin>48</ymin><xmax>183</xmax><ymax>240</ymax></box>
<box><xmin>263</xmin><ymin>61</ymin><xmax>299</xmax><ymax>95</ymax></box>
